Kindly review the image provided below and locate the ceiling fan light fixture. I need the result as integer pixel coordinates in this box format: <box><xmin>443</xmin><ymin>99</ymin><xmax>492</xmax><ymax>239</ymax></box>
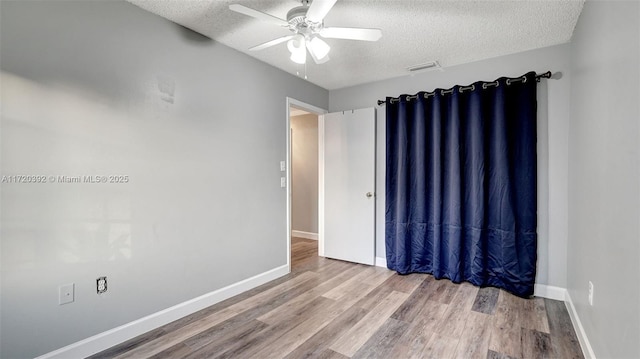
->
<box><xmin>290</xmin><ymin>50</ymin><xmax>307</xmax><ymax>64</ymax></box>
<box><xmin>308</xmin><ymin>36</ymin><xmax>330</xmax><ymax>60</ymax></box>
<box><xmin>287</xmin><ymin>35</ymin><xmax>307</xmax><ymax>64</ymax></box>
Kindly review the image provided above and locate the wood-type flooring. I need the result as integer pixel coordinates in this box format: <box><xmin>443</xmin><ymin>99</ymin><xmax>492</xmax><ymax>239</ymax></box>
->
<box><xmin>91</xmin><ymin>237</ymin><xmax>583</xmax><ymax>359</ymax></box>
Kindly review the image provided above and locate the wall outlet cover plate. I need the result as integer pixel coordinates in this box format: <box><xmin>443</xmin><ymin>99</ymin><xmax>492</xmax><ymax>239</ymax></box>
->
<box><xmin>97</xmin><ymin>277</ymin><xmax>107</xmax><ymax>294</ymax></box>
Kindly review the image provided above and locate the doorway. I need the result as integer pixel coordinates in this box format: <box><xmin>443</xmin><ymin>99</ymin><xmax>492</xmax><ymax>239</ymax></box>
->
<box><xmin>286</xmin><ymin>98</ymin><xmax>327</xmax><ymax>272</ymax></box>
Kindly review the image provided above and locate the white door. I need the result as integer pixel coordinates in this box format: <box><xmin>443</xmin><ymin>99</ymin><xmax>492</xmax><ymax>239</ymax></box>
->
<box><xmin>321</xmin><ymin>107</ymin><xmax>375</xmax><ymax>265</ymax></box>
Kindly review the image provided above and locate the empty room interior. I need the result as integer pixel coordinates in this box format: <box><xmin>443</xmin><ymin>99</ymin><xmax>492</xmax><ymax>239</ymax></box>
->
<box><xmin>1</xmin><ymin>0</ymin><xmax>639</xmax><ymax>358</ymax></box>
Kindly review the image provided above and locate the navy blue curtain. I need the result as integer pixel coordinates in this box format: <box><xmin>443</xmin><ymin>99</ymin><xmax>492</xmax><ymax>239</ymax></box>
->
<box><xmin>385</xmin><ymin>71</ymin><xmax>537</xmax><ymax>297</ymax></box>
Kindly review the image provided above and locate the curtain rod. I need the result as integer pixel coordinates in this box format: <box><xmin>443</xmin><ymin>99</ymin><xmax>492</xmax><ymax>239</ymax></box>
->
<box><xmin>377</xmin><ymin>71</ymin><xmax>553</xmax><ymax>106</ymax></box>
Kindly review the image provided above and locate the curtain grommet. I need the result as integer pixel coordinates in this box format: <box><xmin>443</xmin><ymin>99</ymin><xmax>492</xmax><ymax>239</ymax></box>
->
<box><xmin>482</xmin><ymin>81</ymin><xmax>499</xmax><ymax>89</ymax></box>
<box><xmin>459</xmin><ymin>85</ymin><xmax>475</xmax><ymax>93</ymax></box>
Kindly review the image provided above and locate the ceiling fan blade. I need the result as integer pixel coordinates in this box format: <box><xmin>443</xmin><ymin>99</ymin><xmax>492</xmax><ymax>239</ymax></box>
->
<box><xmin>229</xmin><ymin>4</ymin><xmax>289</xmax><ymax>27</ymax></box>
<box><xmin>249</xmin><ymin>35</ymin><xmax>294</xmax><ymax>51</ymax></box>
<box><xmin>306</xmin><ymin>0</ymin><xmax>338</xmax><ymax>23</ymax></box>
<box><xmin>320</xmin><ymin>27</ymin><xmax>382</xmax><ymax>41</ymax></box>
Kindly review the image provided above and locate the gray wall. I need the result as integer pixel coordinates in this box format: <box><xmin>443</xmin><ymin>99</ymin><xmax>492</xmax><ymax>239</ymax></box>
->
<box><xmin>330</xmin><ymin>44</ymin><xmax>571</xmax><ymax>289</ymax></box>
<box><xmin>0</xmin><ymin>1</ymin><xmax>328</xmax><ymax>358</ymax></box>
<box><xmin>567</xmin><ymin>1</ymin><xmax>640</xmax><ymax>358</ymax></box>
<box><xmin>291</xmin><ymin>114</ymin><xmax>319</xmax><ymax>234</ymax></box>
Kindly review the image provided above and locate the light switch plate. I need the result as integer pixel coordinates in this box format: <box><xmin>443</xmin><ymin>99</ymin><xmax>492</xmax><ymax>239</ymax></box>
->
<box><xmin>280</xmin><ymin>177</ymin><xmax>286</xmax><ymax>188</ymax></box>
<box><xmin>280</xmin><ymin>161</ymin><xmax>286</xmax><ymax>172</ymax></box>
<box><xmin>59</xmin><ymin>283</ymin><xmax>74</xmax><ymax>305</ymax></box>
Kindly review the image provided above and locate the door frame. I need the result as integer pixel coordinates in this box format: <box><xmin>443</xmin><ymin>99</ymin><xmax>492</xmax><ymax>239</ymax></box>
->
<box><xmin>286</xmin><ymin>97</ymin><xmax>327</xmax><ymax>273</ymax></box>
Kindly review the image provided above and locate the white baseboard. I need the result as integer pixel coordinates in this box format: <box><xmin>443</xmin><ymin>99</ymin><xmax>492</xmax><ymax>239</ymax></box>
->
<box><xmin>534</xmin><ymin>284</ymin><xmax>566</xmax><ymax>301</ymax></box>
<box><xmin>291</xmin><ymin>230</ymin><xmax>318</xmax><ymax>240</ymax></box>
<box><xmin>375</xmin><ymin>256</ymin><xmax>387</xmax><ymax>268</ymax></box>
<box><xmin>565</xmin><ymin>290</ymin><xmax>596</xmax><ymax>359</ymax></box>
<box><xmin>533</xmin><ymin>285</ymin><xmax>595</xmax><ymax>358</ymax></box>
<box><xmin>37</xmin><ymin>264</ymin><xmax>290</xmax><ymax>359</ymax></box>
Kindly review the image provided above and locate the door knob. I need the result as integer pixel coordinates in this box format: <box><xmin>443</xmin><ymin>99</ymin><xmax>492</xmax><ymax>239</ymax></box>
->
<box><xmin>366</xmin><ymin>192</ymin><xmax>373</xmax><ymax>198</ymax></box>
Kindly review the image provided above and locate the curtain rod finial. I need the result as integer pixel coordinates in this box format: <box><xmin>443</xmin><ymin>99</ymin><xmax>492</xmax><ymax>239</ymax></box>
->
<box><xmin>536</xmin><ymin>71</ymin><xmax>552</xmax><ymax>82</ymax></box>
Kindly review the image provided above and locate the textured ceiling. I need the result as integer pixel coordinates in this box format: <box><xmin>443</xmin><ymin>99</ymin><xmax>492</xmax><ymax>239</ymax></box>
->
<box><xmin>127</xmin><ymin>0</ymin><xmax>584</xmax><ymax>90</ymax></box>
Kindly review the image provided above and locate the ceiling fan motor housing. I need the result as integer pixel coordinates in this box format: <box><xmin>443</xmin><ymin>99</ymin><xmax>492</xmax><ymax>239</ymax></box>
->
<box><xmin>287</xmin><ymin>5</ymin><xmax>322</xmax><ymax>36</ymax></box>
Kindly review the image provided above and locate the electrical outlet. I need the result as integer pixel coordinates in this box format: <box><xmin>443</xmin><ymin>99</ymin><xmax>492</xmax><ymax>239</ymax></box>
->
<box><xmin>588</xmin><ymin>281</ymin><xmax>594</xmax><ymax>306</ymax></box>
<box><xmin>97</xmin><ymin>276</ymin><xmax>107</xmax><ymax>294</ymax></box>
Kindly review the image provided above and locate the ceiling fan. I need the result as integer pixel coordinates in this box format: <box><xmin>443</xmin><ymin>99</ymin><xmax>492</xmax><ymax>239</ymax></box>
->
<box><xmin>229</xmin><ymin>0</ymin><xmax>382</xmax><ymax>65</ymax></box>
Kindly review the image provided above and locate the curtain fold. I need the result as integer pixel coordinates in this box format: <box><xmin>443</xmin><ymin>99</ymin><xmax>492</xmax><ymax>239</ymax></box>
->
<box><xmin>385</xmin><ymin>71</ymin><xmax>537</xmax><ymax>297</ymax></box>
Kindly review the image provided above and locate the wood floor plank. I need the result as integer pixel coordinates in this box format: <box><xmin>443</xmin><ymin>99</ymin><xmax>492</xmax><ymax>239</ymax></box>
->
<box><xmin>158</xmin><ymin>272</ymin><xmax>298</xmax><ymax>333</ymax></box>
<box><xmin>87</xmin><ymin>327</ymin><xmax>167</xmax><ymax>359</ymax></box>
<box><xmin>545</xmin><ymin>298</ymin><xmax>584</xmax><ymax>359</ymax></box>
<box><xmin>312</xmin><ymin>258</ymin><xmax>354</xmax><ymax>276</ymax></box>
<box><xmin>360</xmin><ymin>266</ymin><xmax>396</xmax><ymax>286</ymax></box>
<box><xmin>205</xmin><ymin>317</ymin><xmax>299</xmax><ymax>359</ymax></box>
<box><xmin>177</xmin><ymin>270</ymin><xmax>325</xmax><ymax>352</ymax></box>
<box><xmin>355</xmin><ymin>274</ymin><xmax>426</xmax><ymax>311</ymax></box>
<box><xmin>521</xmin><ymin>296</ymin><xmax>551</xmax><ymax>333</ymax></box>
<box><xmin>186</xmin><ymin>274</ymin><xmax>324</xmax><ymax>338</ymax></box>
<box><xmin>254</xmin><ymin>297</ymin><xmax>354</xmax><ymax>358</ymax></box>
<box><xmin>257</xmin><ymin>265</ymin><xmax>362</xmax><ymax>325</ymax></box>
<box><xmin>385</xmin><ymin>273</ymin><xmax>428</xmax><ymax>293</ymax></box>
<box><xmin>206</xmin><ymin>298</ymin><xmax>339</xmax><ymax>359</ymax></box>
<box><xmin>330</xmin><ymin>290</ymin><xmax>409</xmax><ymax>357</ymax></box>
<box><xmin>386</xmin><ymin>300</ymin><xmax>447</xmax><ymax>358</ymax></box>
<box><xmin>390</xmin><ymin>275</ymin><xmax>437</xmax><ymax>323</ymax></box>
<box><xmin>452</xmin><ymin>282</ymin><xmax>480</xmax><ymax>309</ymax></box>
<box><xmin>435</xmin><ymin>282</ymin><xmax>479</xmax><ymax>338</ymax></box>
<box><xmin>353</xmin><ymin>282</ymin><xmax>395</xmax><ymax>311</ymax></box>
<box><xmin>223</xmin><ymin>282</ymin><xmax>383</xmax><ymax>359</ymax></box>
<box><xmin>114</xmin><ymin>271</ymin><xmax>318</xmax><ymax>359</ymax></box>
<box><xmin>147</xmin><ymin>343</ymin><xmax>193</xmax><ymax>359</ymax></box>
<box><xmin>521</xmin><ymin>327</ymin><xmax>555</xmax><ymax>359</ymax></box>
<box><xmin>415</xmin><ymin>300</ymin><xmax>450</xmax><ymax>334</ymax></box>
<box><xmin>387</xmin><ymin>329</ymin><xmax>435</xmax><ymax>359</ymax></box>
<box><xmin>428</xmin><ymin>278</ymin><xmax>460</xmax><ymax>304</ymax></box>
<box><xmin>486</xmin><ymin>349</ymin><xmax>518</xmax><ymax>359</ymax></box>
<box><xmin>322</xmin><ymin>266</ymin><xmax>379</xmax><ymax>300</ymax></box>
<box><xmin>472</xmin><ymin>286</ymin><xmax>500</xmax><ymax>315</ymax></box>
<box><xmin>112</xmin><ymin>308</ymin><xmax>239</xmax><ymax>359</ymax></box>
<box><xmin>283</xmin><ymin>305</ymin><xmax>368</xmax><ymax>359</ymax></box>
<box><xmin>180</xmin><ymin>319</ymin><xmax>269</xmax><ymax>358</ymax></box>
<box><xmin>182</xmin><ymin>316</ymin><xmax>269</xmax><ymax>351</ymax></box>
<box><xmin>351</xmin><ymin>318</ymin><xmax>409</xmax><ymax>359</ymax></box>
<box><xmin>291</xmin><ymin>245</ymin><xmax>316</xmax><ymax>254</ymax></box>
<box><xmin>421</xmin><ymin>332</ymin><xmax>460</xmax><ymax>358</ymax></box>
<box><xmin>454</xmin><ymin>311</ymin><xmax>492</xmax><ymax>359</ymax></box>
<box><xmin>228</xmin><ymin>271</ymin><xmax>318</xmax><ymax>312</ymax></box>
<box><xmin>489</xmin><ymin>290</ymin><xmax>523</xmax><ymax>358</ymax></box>
<box><xmin>316</xmin><ymin>349</ymin><xmax>349</xmax><ymax>359</ymax></box>
<box><xmin>243</xmin><ymin>280</ymin><xmax>382</xmax><ymax>359</ymax></box>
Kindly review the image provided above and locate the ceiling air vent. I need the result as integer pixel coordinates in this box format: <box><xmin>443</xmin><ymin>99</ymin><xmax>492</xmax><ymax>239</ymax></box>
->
<box><xmin>406</xmin><ymin>61</ymin><xmax>442</xmax><ymax>73</ymax></box>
